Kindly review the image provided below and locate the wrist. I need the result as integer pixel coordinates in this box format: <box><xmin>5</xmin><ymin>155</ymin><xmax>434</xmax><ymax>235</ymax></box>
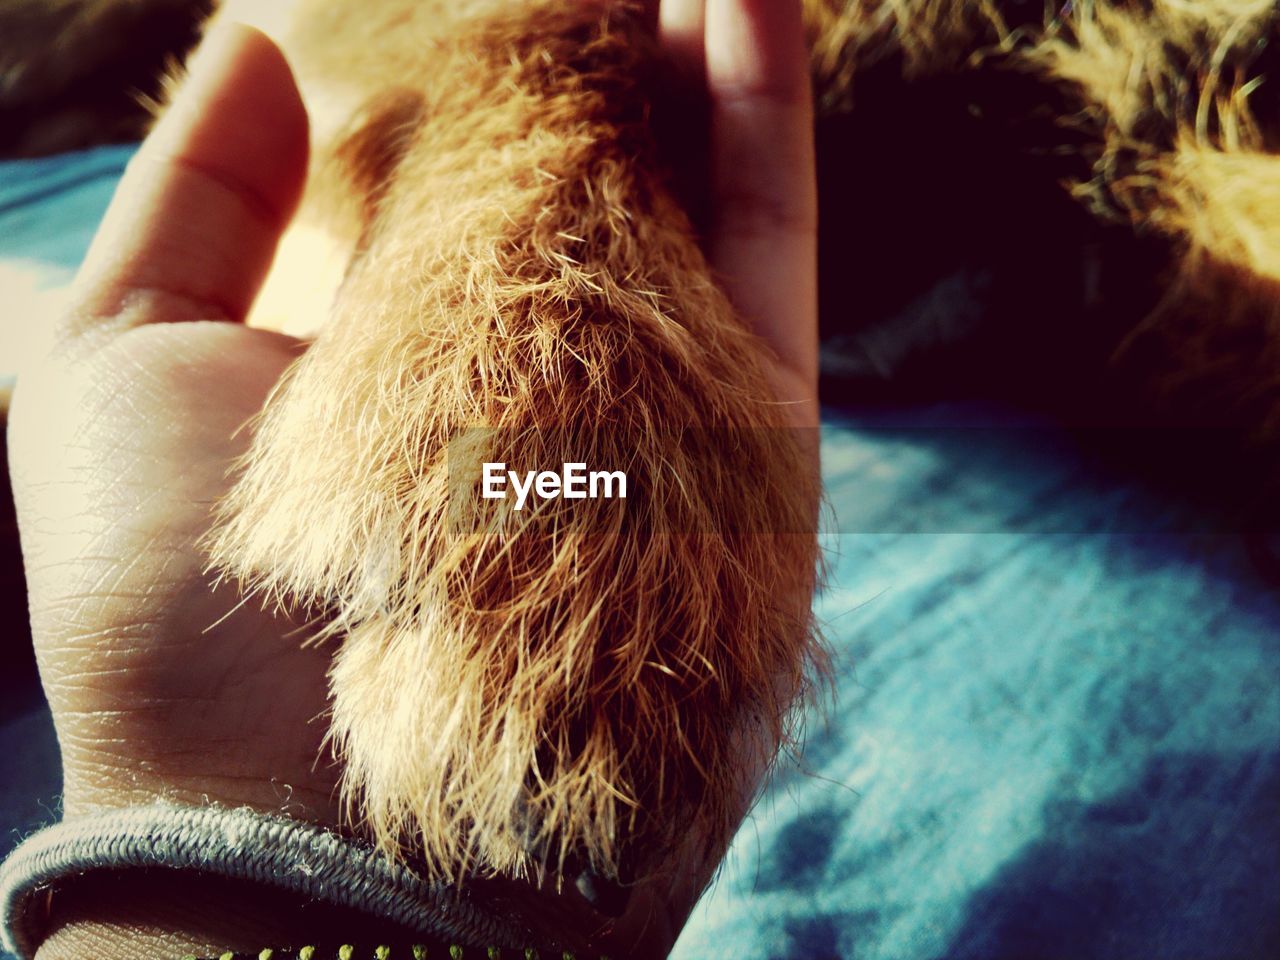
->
<box><xmin>57</xmin><ymin>752</ymin><xmax>341</xmax><ymax>830</ymax></box>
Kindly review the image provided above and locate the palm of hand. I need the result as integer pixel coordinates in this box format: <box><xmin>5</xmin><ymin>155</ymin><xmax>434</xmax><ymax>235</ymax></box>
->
<box><xmin>10</xmin><ymin>320</ymin><xmax>340</xmax><ymax>822</ymax></box>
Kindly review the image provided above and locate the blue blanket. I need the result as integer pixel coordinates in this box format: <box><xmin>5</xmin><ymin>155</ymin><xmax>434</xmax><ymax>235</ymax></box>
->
<box><xmin>2</xmin><ymin>146</ymin><xmax>1276</xmax><ymax>960</ymax></box>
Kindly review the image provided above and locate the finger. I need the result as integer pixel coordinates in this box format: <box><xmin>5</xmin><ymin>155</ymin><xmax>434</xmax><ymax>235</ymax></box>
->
<box><xmin>65</xmin><ymin>23</ymin><xmax>308</xmax><ymax>340</ymax></box>
<box><xmin>660</xmin><ymin>0</ymin><xmax>706</xmax><ymax>82</ymax></box>
<box><xmin>705</xmin><ymin>0</ymin><xmax>817</xmax><ymax>404</ymax></box>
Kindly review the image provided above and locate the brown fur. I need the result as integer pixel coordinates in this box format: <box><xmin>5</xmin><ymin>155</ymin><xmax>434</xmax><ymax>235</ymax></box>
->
<box><xmin>208</xmin><ymin>0</ymin><xmax>823</xmax><ymax>888</ymax></box>
<box><xmin>0</xmin><ymin>0</ymin><xmax>210</xmax><ymax>155</ymax></box>
<box><xmin>810</xmin><ymin>0</ymin><xmax>1280</xmax><ymax>442</ymax></box>
<box><xmin>208</xmin><ymin>0</ymin><xmax>1280</xmax><ymax>891</ymax></box>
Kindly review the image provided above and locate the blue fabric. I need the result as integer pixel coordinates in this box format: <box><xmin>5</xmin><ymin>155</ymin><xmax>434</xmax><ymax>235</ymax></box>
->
<box><xmin>673</xmin><ymin>421</ymin><xmax>1280</xmax><ymax>960</ymax></box>
<box><xmin>0</xmin><ymin>145</ymin><xmax>136</xmax><ymax>268</ymax></box>
<box><xmin>2</xmin><ymin>146</ymin><xmax>1277</xmax><ymax>960</ymax></box>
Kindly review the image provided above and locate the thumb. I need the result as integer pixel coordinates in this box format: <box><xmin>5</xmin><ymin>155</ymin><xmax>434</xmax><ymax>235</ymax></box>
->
<box><xmin>65</xmin><ymin>22</ymin><xmax>309</xmax><ymax>341</ymax></box>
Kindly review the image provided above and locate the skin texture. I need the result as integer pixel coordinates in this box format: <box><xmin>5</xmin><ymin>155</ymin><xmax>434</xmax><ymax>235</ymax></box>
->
<box><xmin>8</xmin><ymin>1</ymin><xmax>818</xmax><ymax>957</ymax></box>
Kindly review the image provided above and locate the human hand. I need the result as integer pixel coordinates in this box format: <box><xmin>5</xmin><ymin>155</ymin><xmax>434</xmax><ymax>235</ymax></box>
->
<box><xmin>10</xmin><ymin>19</ymin><xmax>330</xmax><ymax>828</ymax></box>
<box><xmin>7</xmin><ymin>0</ymin><xmax>816</xmax><ymax>954</ymax></box>
<box><xmin>6</xmin><ymin>23</ymin><xmax>363</xmax><ymax>958</ymax></box>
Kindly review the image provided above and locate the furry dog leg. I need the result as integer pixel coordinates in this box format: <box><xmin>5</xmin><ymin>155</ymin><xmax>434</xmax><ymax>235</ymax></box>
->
<box><xmin>207</xmin><ymin>0</ymin><xmax>822</xmax><ymax>924</ymax></box>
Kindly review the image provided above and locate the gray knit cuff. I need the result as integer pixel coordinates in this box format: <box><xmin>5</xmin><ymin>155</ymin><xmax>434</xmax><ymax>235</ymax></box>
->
<box><xmin>0</xmin><ymin>804</ymin><xmax>533</xmax><ymax>959</ymax></box>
